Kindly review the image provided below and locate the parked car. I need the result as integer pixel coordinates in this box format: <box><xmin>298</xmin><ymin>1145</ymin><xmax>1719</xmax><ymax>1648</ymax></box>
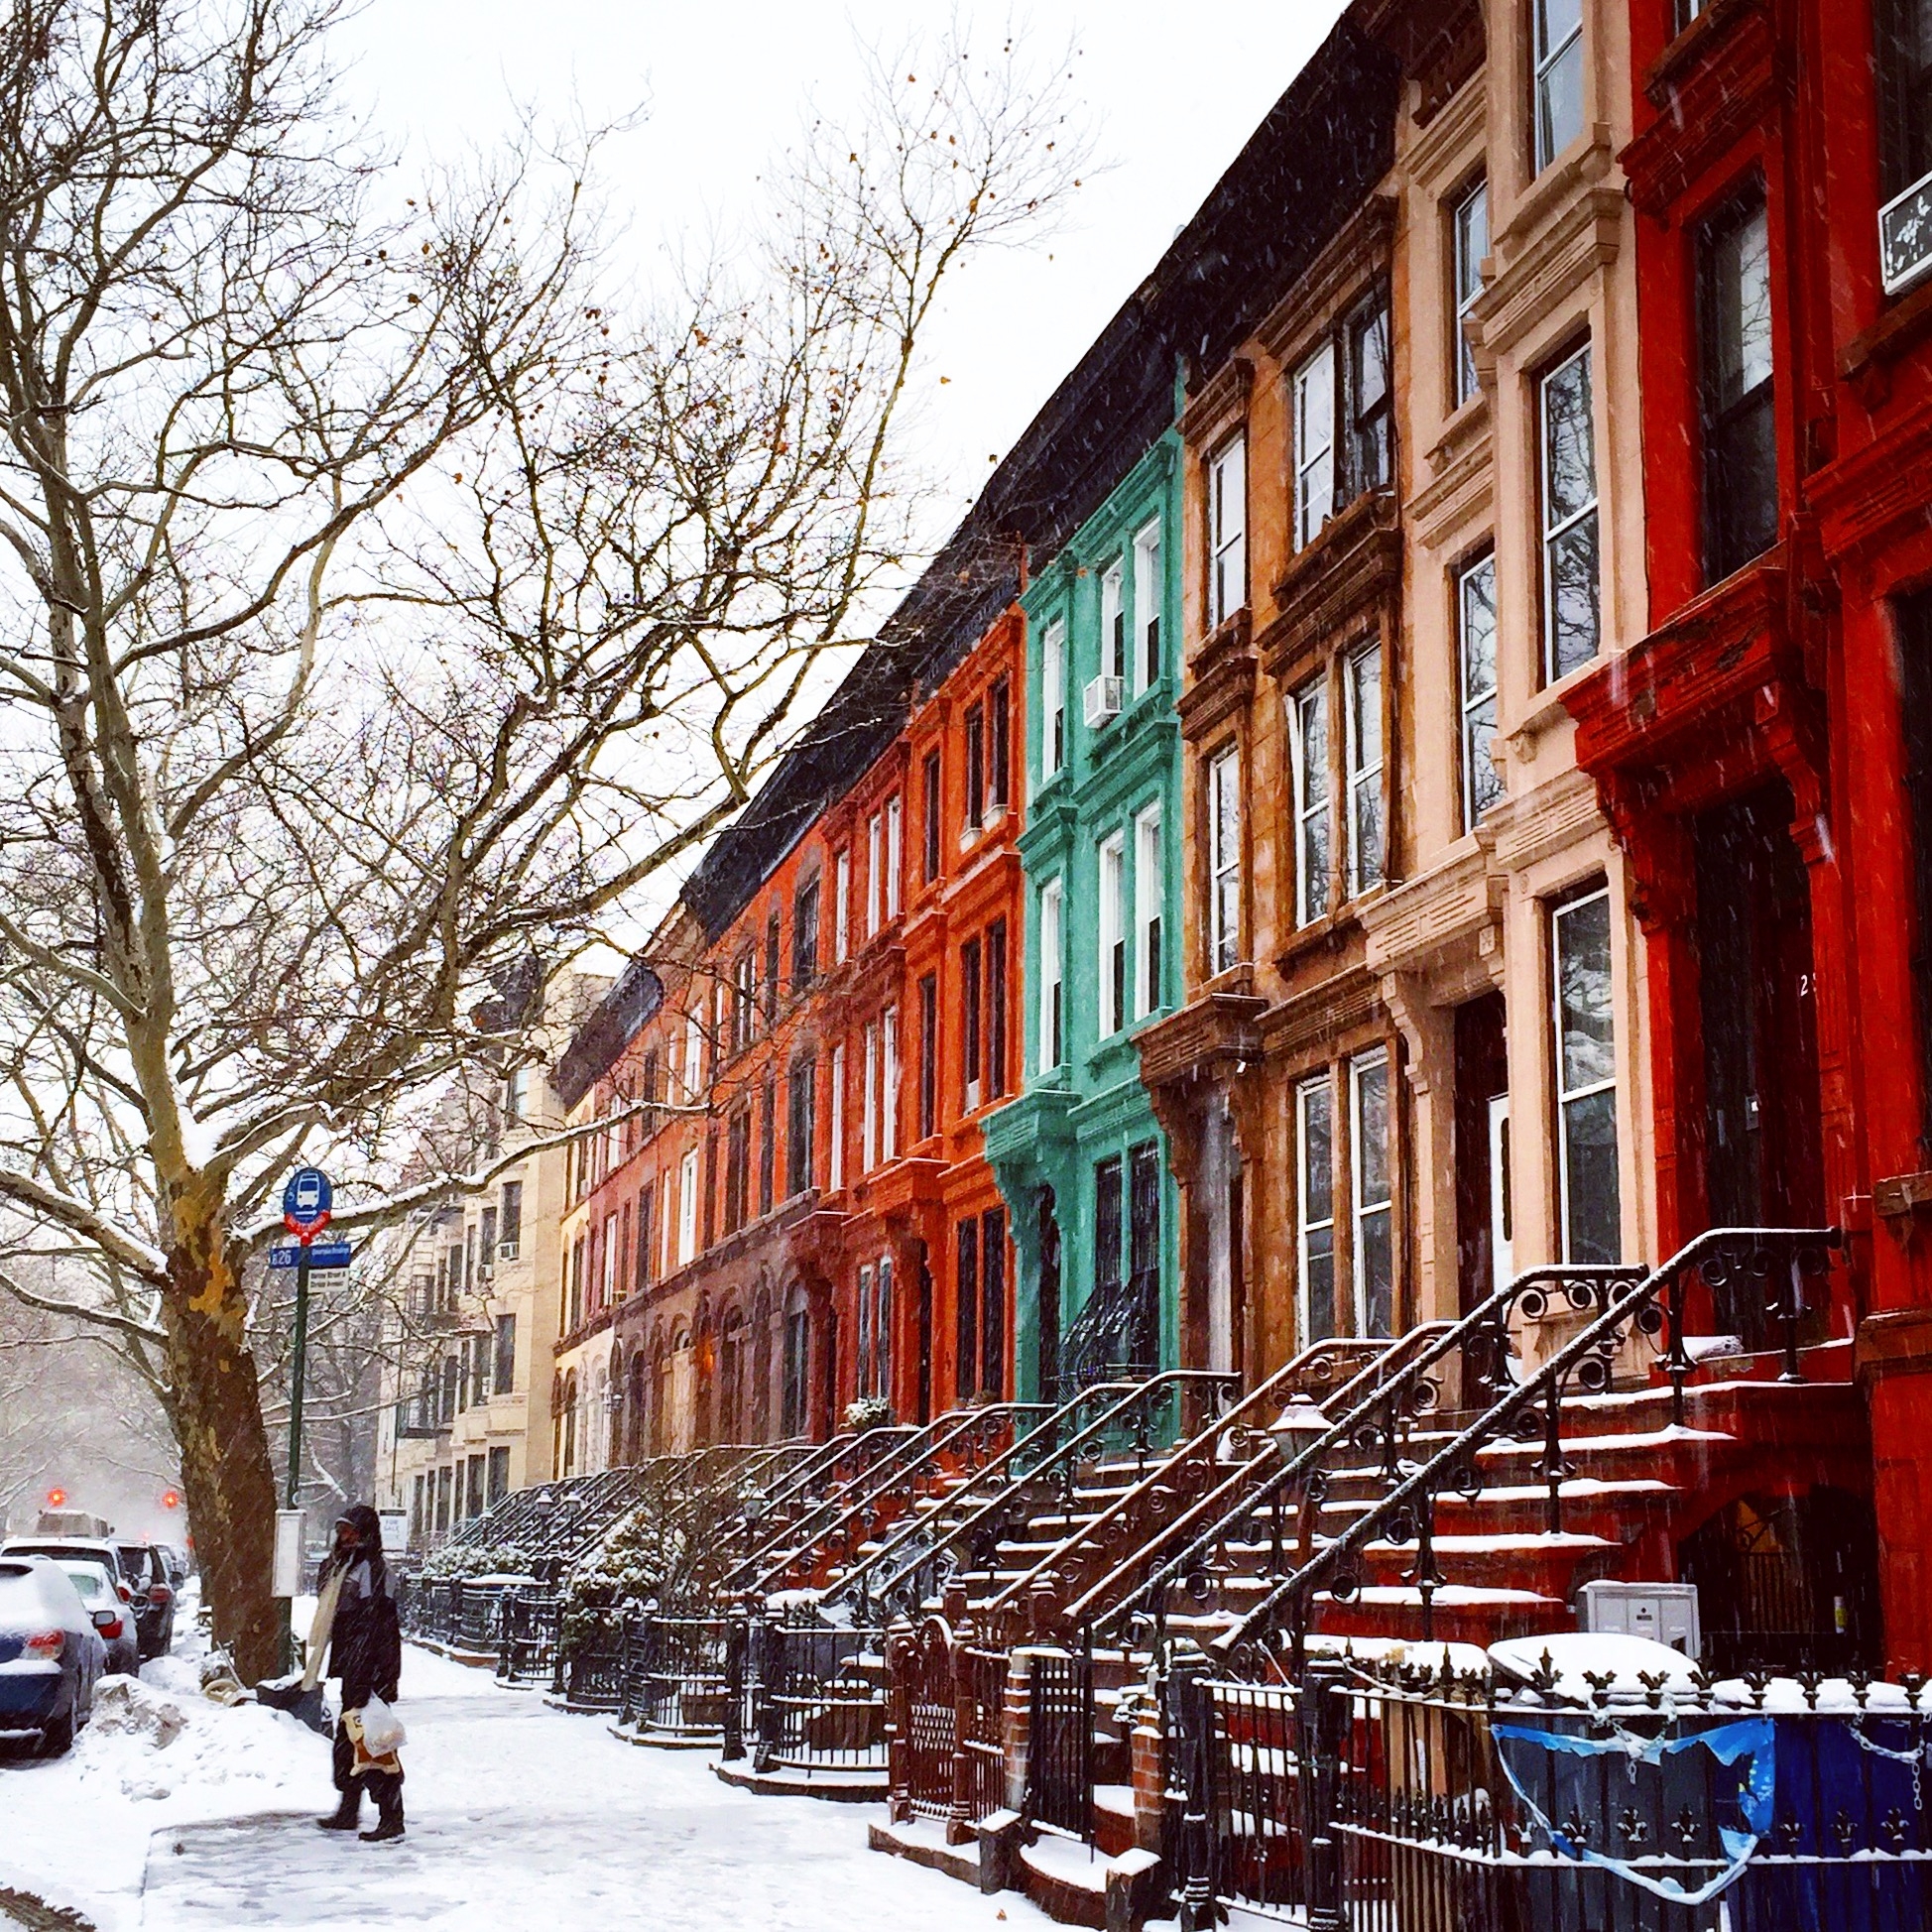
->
<box><xmin>156</xmin><ymin>1544</ymin><xmax>190</xmax><ymax>1589</ymax></box>
<box><xmin>111</xmin><ymin>1540</ymin><xmax>175</xmax><ymax>1658</ymax></box>
<box><xmin>0</xmin><ymin>1557</ymin><xmax>105</xmax><ymax>1754</ymax></box>
<box><xmin>46</xmin><ymin>1559</ymin><xmax>139</xmax><ymax>1677</ymax></box>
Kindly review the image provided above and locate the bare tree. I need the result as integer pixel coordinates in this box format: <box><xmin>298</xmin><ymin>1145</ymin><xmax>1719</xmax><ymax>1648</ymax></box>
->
<box><xmin>0</xmin><ymin>0</ymin><xmax>1084</xmax><ymax>1675</ymax></box>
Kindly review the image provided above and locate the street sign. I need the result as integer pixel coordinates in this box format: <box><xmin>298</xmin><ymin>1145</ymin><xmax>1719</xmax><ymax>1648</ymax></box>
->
<box><xmin>268</xmin><ymin>1238</ymin><xmax>352</xmax><ymax>1269</ymax></box>
<box><xmin>282</xmin><ymin>1166</ymin><xmax>332</xmax><ymax>1232</ymax></box>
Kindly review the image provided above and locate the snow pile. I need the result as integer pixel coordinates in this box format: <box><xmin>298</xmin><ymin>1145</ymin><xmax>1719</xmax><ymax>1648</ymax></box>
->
<box><xmin>1490</xmin><ymin>1631</ymin><xmax>1701</xmax><ymax>1705</ymax></box>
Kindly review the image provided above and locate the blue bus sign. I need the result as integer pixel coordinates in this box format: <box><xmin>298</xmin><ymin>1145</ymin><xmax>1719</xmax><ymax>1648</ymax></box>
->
<box><xmin>269</xmin><ymin>1238</ymin><xmax>353</xmax><ymax>1270</ymax></box>
<box><xmin>282</xmin><ymin>1167</ymin><xmax>333</xmax><ymax>1233</ymax></box>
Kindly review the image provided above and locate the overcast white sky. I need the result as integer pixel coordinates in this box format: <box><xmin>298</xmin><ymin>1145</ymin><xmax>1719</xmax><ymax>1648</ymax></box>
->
<box><xmin>338</xmin><ymin>1</ymin><xmax>1351</xmax><ymax>542</ymax></box>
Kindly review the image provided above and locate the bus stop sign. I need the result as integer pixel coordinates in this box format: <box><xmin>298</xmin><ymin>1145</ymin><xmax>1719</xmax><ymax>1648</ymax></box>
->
<box><xmin>282</xmin><ymin>1167</ymin><xmax>332</xmax><ymax>1236</ymax></box>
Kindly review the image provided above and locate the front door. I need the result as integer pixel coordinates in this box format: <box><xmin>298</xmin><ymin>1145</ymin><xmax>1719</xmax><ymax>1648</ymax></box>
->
<box><xmin>1454</xmin><ymin>992</ymin><xmax>1509</xmax><ymax>1315</ymax></box>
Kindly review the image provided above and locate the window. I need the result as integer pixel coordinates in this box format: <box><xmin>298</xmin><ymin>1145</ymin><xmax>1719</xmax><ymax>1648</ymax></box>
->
<box><xmin>499</xmin><ymin>1179</ymin><xmax>523</xmax><ymax>1256</ymax></box>
<box><xmin>861</xmin><ymin>1023</ymin><xmax>878</xmax><ymax>1172</ymax></box>
<box><xmin>1099</xmin><ymin>833</ymin><xmax>1126</xmax><ymax>1036</ymax></box>
<box><xmin>882</xmin><ymin>1004</ymin><xmax>900</xmax><ymax>1158</ymax></box>
<box><xmin>1291</xmin><ymin>682</ymin><xmax>1331</xmax><ymax>926</ymax></box>
<box><xmin>1534</xmin><ymin>0</ymin><xmax>1584</xmax><ymax>173</ymax></box>
<box><xmin>1041</xmin><ymin>620</ymin><xmax>1067</xmax><ymax>779</ymax></box>
<box><xmin>1207</xmin><ymin>745</ymin><xmax>1242</xmax><ymax>972</ymax></box>
<box><xmin>785</xmin><ymin>1055</ymin><xmax>815</xmax><ymax>1196</ymax></box>
<box><xmin>922</xmin><ymin>751</ymin><xmax>942</xmax><ymax>881</ymax></box>
<box><xmin>1451</xmin><ymin>179</ymin><xmax>1488</xmax><ymax>408</ymax></box>
<box><xmin>733</xmin><ymin>947</ymin><xmax>757</xmax><ymax>1051</ymax></box>
<box><xmin>989</xmin><ymin>681</ymin><xmax>1011</xmax><ymax>814</ymax></box>
<box><xmin>503</xmin><ymin>1065</ymin><xmax>529</xmax><ymax>1123</ymax></box>
<box><xmin>1700</xmin><ymin>185</ymin><xmax>1775</xmax><ymax>581</ymax></box>
<box><xmin>834</xmin><ymin>849</ymin><xmax>851</xmax><ymax>963</ymax></box>
<box><xmin>1351</xmin><ymin>1049</ymin><xmax>1394</xmax><ymax>1337</ymax></box>
<box><xmin>469</xmin><ymin>1334</ymin><xmax>487</xmax><ymax>1407</ymax></box>
<box><xmin>568</xmin><ymin>1236</ymin><xmax>584</xmax><ymax>1329</ymax></box>
<box><xmin>1458</xmin><ymin>553</ymin><xmax>1503</xmax><ymax>828</ymax></box>
<box><xmin>791</xmin><ymin>874</ymin><xmax>820</xmax><ymax>991</ymax></box>
<box><xmin>493</xmin><ymin>1314</ymin><xmax>517</xmax><ymax>1395</ymax></box>
<box><xmin>955</xmin><ymin>1216</ymin><xmax>980</xmax><ymax>1402</ymax></box>
<box><xmin>956</xmin><ymin>1209</ymin><xmax>1007</xmax><ymax>1400</ymax></box>
<box><xmin>1133</xmin><ymin>519</ymin><xmax>1163</xmax><ymax>693</ymax></box>
<box><xmin>758</xmin><ymin>1078</ymin><xmax>776</xmax><ymax>1217</ymax></box>
<box><xmin>1879</xmin><ymin>0</ymin><xmax>1932</xmax><ymax>196</ymax></box>
<box><xmin>986</xmin><ymin>922</ymin><xmax>1008</xmax><ymax>1100</ymax></box>
<box><xmin>1128</xmin><ymin>1140</ymin><xmax>1162</xmax><ymax>1372</ymax></box>
<box><xmin>636</xmin><ymin>1182</ymin><xmax>655</xmax><ymax>1291</ymax></box>
<box><xmin>830</xmin><ymin>1039</ymin><xmax>848</xmax><ymax>1189</ymax></box>
<box><xmin>1292</xmin><ymin>344</ymin><xmax>1335</xmax><ymax>550</ymax></box>
<box><xmin>918</xmin><ymin>973</ymin><xmax>939</xmax><ymax>1140</ymax></box>
<box><xmin>601</xmin><ymin>1215</ymin><xmax>619</xmax><ymax>1305</ymax></box>
<box><xmin>1540</xmin><ymin>344</ymin><xmax>1600</xmax><ymax>682</ymax></box>
<box><xmin>1345</xmin><ymin>642</ymin><xmax>1384</xmax><ymax>899</ymax></box>
<box><xmin>487</xmin><ymin>1444</ymin><xmax>511</xmax><ymax>1509</ymax></box>
<box><xmin>885</xmin><ymin>793</ymin><xmax>903</xmax><ymax>914</ymax></box>
<box><xmin>1296</xmin><ymin>1075</ymin><xmax>1337</xmax><ymax>1342</ymax></box>
<box><xmin>782</xmin><ymin>1288</ymin><xmax>810</xmax><ymax>1438</ymax></box>
<box><xmin>858</xmin><ymin>1256</ymin><xmax>895</xmax><ymax>1402</ymax></box>
<box><xmin>764</xmin><ymin>908</ymin><xmax>782</xmax><ymax>1022</ymax></box>
<box><xmin>1038</xmin><ymin>878</ymin><xmax>1064</xmax><ymax>1071</ymax></box>
<box><xmin>965</xmin><ymin>701</ymin><xmax>986</xmax><ymax>831</ymax></box>
<box><xmin>857</xmin><ymin>1264</ymin><xmax>877</xmax><ymax>1400</ymax></box>
<box><xmin>1552</xmin><ymin>887</ymin><xmax>1622</xmax><ymax>1263</ymax></box>
<box><xmin>1101</xmin><ymin>560</ymin><xmax>1125</xmax><ymax>681</ymax></box>
<box><xmin>677</xmin><ymin>1147</ymin><xmax>700</xmax><ymax>1266</ymax></box>
<box><xmin>1207</xmin><ymin>435</ymin><xmax>1247</xmax><ymax>630</ymax></box>
<box><xmin>1094</xmin><ymin>1154</ymin><xmax>1124</xmax><ymax>1305</ymax></box>
<box><xmin>961</xmin><ymin>936</ymin><xmax>982</xmax><ymax>1110</ymax></box>
<box><xmin>1135</xmin><ymin>804</ymin><xmax>1164</xmax><ymax>1021</ymax></box>
<box><xmin>866</xmin><ymin>812</ymin><xmax>883</xmax><ymax>937</ymax></box>
<box><xmin>725</xmin><ymin>1109</ymin><xmax>750</xmax><ymax>1235</ymax></box>
<box><xmin>683</xmin><ymin>1010</ymin><xmax>703</xmax><ymax>1100</ymax></box>
<box><xmin>1349</xmin><ymin>301</ymin><xmax>1391</xmax><ymax>494</ymax></box>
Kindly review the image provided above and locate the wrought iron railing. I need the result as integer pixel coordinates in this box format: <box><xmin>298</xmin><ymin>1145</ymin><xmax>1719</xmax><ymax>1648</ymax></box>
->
<box><xmin>495</xmin><ymin>1587</ymin><xmax>561</xmax><ymax>1684</ymax></box>
<box><xmin>618</xmin><ymin>1610</ymin><xmax>734</xmax><ymax>1739</ymax></box>
<box><xmin>1058</xmin><ymin>1265</ymin><xmax>1160</xmax><ymax>1396</ymax></box>
<box><xmin>748</xmin><ymin>1614</ymin><xmax>889</xmax><ymax>1774</ymax></box>
<box><xmin>1026</xmin><ymin>1634</ymin><xmax>1096</xmax><ymax>1844</ymax></box>
<box><xmin>1222</xmin><ymin>1230</ymin><xmax>1840</xmax><ymax>1666</ymax></box>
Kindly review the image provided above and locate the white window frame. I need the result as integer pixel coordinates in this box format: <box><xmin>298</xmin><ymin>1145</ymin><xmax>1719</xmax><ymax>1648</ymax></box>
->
<box><xmin>866</xmin><ymin>811</ymin><xmax>884</xmax><ymax>937</ymax></box>
<box><xmin>1291</xmin><ymin>681</ymin><xmax>1330</xmax><ymax>928</ymax></box>
<box><xmin>1098</xmin><ymin>832</ymin><xmax>1126</xmax><ymax>1037</ymax></box>
<box><xmin>861</xmin><ymin>1022</ymin><xmax>879</xmax><ymax>1172</ymax></box>
<box><xmin>1132</xmin><ymin>518</ymin><xmax>1163</xmax><ymax>694</ymax></box>
<box><xmin>1207</xmin><ymin>435</ymin><xmax>1247</xmax><ymax>632</ymax></box>
<box><xmin>1207</xmin><ymin>745</ymin><xmax>1242</xmax><ymax>975</ymax></box>
<box><xmin>1101</xmin><ymin>558</ymin><xmax>1125</xmax><ymax>682</ymax></box>
<box><xmin>1038</xmin><ymin>877</ymin><xmax>1064</xmax><ymax>1073</ymax></box>
<box><xmin>683</xmin><ymin>1012</ymin><xmax>703</xmax><ymax>1101</ymax></box>
<box><xmin>1041</xmin><ymin>619</ymin><xmax>1067</xmax><ymax>782</ymax></box>
<box><xmin>1135</xmin><ymin>802</ymin><xmax>1163</xmax><ymax>1021</ymax></box>
<box><xmin>1292</xmin><ymin>343</ymin><xmax>1336</xmax><ymax>550</ymax></box>
<box><xmin>1344</xmin><ymin>641</ymin><xmax>1384</xmax><ymax>900</ymax></box>
<box><xmin>1350</xmin><ymin>1048</ymin><xmax>1392</xmax><ymax>1337</ymax></box>
<box><xmin>1534</xmin><ymin>0</ymin><xmax>1585</xmax><ymax>174</ymax></box>
<box><xmin>885</xmin><ymin>794</ymin><xmax>903</xmax><ymax>917</ymax></box>
<box><xmin>1296</xmin><ymin>1073</ymin><xmax>1335</xmax><ymax>1346</ymax></box>
<box><xmin>677</xmin><ymin>1147</ymin><xmax>699</xmax><ymax>1266</ymax></box>
<box><xmin>833</xmin><ymin>848</ymin><xmax>851</xmax><ymax>964</ymax></box>
<box><xmin>882</xmin><ymin>1004</ymin><xmax>900</xmax><ymax>1160</ymax></box>
<box><xmin>829</xmin><ymin>1040</ymin><xmax>847</xmax><ymax>1191</ymax></box>
<box><xmin>1451</xmin><ymin>178</ymin><xmax>1488</xmax><ymax>408</ymax></box>
<box><xmin>1539</xmin><ymin>343</ymin><xmax>1600</xmax><ymax>684</ymax></box>
<box><xmin>1458</xmin><ymin>551</ymin><xmax>1501</xmax><ymax>829</ymax></box>
<box><xmin>1551</xmin><ymin>886</ymin><xmax>1623</xmax><ymax>1264</ymax></box>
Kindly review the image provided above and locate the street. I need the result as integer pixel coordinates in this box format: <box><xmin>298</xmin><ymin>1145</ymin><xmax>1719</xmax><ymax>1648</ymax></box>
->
<box><xmin>1</xmin><ymin>1641</ymin><xmax>1050</xmax><ymax>1932</ymax></box>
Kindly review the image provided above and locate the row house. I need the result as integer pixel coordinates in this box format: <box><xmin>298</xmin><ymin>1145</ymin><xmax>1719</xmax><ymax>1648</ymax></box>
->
<box><xmin>1559</xmin><ymin>0</ymin><xmax>1932</xmax><ymax>1666</ymax></box>
<box><xmin>1141</xmin><ymin>0</ymin><xmax>1651</xmax><ymax>1389</ymax></box>
<box><xmin>987</xmin><ymin>431</ymin><xmax>1185</xmax><ymax>1400</ymax></box>
<box><xmin>373</xmin><ymin>971</ymin><xmax>599</xmax><ymax>1545</ymax></box>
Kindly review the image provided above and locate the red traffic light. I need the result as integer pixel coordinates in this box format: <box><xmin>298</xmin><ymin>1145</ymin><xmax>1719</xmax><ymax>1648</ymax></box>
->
<box><xmin>161</xmin><ymin>1490</ymin><xmax>181</xmax><ymax>1510</ymax></box>
<box><xmin>45</xmin><ymin>1487</ymin><xmax>66</xmax><ymax>1509</ymax></box>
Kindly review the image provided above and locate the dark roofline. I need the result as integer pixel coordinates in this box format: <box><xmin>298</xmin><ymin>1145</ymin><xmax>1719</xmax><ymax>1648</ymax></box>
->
<box><xmin>555</xmin><ymin>955</ymin><xmax>664</xmax><ymax>1112</ymax></box>
<box><xmin>680</xmin><ymin>12</ymin><xmax>1397</xmax><ymax>946</ymax></box>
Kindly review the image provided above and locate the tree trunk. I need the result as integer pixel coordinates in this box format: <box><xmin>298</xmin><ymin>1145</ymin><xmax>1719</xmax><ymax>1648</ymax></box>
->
<box><xmin>161</xmin><ymin>1198</ymin><xmax>282</xmax><ymax>1683</ymax></box>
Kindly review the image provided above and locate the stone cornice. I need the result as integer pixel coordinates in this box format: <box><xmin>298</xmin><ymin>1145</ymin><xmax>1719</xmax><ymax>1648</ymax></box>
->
<box><xmin>1178</xmin><ymin>357</ymin><xmax>1254</xmax><ymax>449</ymax></box>
<box><xmin>1358</xmin><ymin>837</ymin><xmax>1505</xmax><ymax>977</ymax></box>
<box><xmin>1474</xmin><ymin>140</ymin><xmax>1624</xmax><ymax>363</ymax></box>
<box><xmin>1255</xmin><ymin>195</ymin><xmax>1399</xmax><ymax>371</ymax></box>
<box><xmin>1260</xmin><ymin>490</ymin><xmax>1402</xmax><ymax>682</ymax></box>
<box><xmin>1624</xmin><ymin>0</ymin><xmax>1777</xmax><ymax>221</ymax></box>
<box><xmin>1178</xmin><ymin>613</ymin><xmax>1257</xmax><ymax>745</ymax></box>
<box><xmin>1134</xmin><ymin>992</ymin><xmax>1268</xmax><ymax>1094</ymax></box>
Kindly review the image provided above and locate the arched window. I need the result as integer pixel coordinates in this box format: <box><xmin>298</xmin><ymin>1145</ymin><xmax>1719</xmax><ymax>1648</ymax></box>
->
<box><xmin>719</xmin><ymin>1307</ymin><xmax>747</xmax><ymax>1444</ymax></box>
<box><xmin>560</xmin><ymin>1371</ymin><xmax>579</xmax><ymax>1476</ymax></box>
<box><xmin>607</xmin><ymin>1345</ymin><xmax>627</xmax><ymax>1467</ymax></box>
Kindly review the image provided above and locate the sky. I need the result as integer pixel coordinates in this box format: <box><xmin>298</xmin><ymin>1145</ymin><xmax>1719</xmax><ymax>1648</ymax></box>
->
<box><xmin>336</xmin><ymin>1</ymin><xmax>1353</xmax><ymax>541</ymax></box>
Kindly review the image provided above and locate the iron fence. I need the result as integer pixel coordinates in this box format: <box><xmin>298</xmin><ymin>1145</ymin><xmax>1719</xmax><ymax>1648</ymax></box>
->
<box><xmin>1164</xmin><ymin>1655</ymin><xmax>1932</xmax><ymax>1932</ymax></box>
<box><xmin>960</xmin><ymin>1642</ymin><xmax>1008</xmax><ymax>1824</ymax></box>
<box><xmin>555</xmin><ymin>1607</ymin><xmax>630</xmax><ymax>1710</ymax></box>
<box><xmin>751</xmin><ymin>1619</ymin><xmax>888</xmax><ymax>1772</ymax></box>
<box><xmin>1026</xmin><ymin>1637</ymin><xmax>1095</xmax><ymax>1843</ymax></box>
<box><xmin>495</xmin><ymin>1589</ymin><xmax>560</xmax><ymax>1685</ymax></box>
<box><xmin>619</xmin><ymin>1612</ymin><xmax>734</xmax><ymax>1739</ymax></box>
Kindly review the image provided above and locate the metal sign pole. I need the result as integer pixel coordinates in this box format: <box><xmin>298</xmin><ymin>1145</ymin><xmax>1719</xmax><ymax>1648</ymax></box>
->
<box><xmin>280</xmin><ymin>1237</ymin><xmax>312</xmax><ymax>1677</ymax></box>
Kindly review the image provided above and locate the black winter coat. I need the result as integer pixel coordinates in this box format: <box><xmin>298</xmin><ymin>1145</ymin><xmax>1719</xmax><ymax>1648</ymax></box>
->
<box><xmin>326</xmin><ymin>1551</ymin><xmax>401</xmax><ymax>1708</ymax></box>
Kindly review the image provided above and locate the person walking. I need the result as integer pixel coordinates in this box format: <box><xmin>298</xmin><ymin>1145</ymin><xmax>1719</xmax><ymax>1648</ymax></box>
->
<box><xmin>309</xmin><ymin>1504</ymin><xmax>406</xmax><ymax>1842</ymax></box>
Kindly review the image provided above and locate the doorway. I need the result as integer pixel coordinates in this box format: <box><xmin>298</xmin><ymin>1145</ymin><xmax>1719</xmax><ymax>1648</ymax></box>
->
<box><xmin>1454</xmin><ymin>992</ymin><xmax>1509</xmax><ymax>1315</ymax></box>
<box><xmin>1034</xmin><ymin>1190</ymin><xmax>1061</xmax><ymax>1401</ymax></box>
<box><xmin>1692</xmin><ymin>785</ymin><xmax>1823</xmax><ymax>1325</ymax></box>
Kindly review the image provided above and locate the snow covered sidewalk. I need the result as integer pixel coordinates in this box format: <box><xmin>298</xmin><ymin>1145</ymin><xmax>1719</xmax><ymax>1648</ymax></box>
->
<box><xmin>2</xmin><ymin>1642</ymin><xmax>1053</xmax><ymax>1932</ymax></box>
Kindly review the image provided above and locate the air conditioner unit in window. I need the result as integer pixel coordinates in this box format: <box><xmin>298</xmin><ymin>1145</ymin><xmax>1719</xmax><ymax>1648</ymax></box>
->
<box><xmin>1083</xmin><ymin>673</ymin><xmax>1123</xmax><ymax>729</ymax></box>
<box><xmin>497</xmin><ymin>1240</ymin><xmax>520</xmax><ymax>1263</ymax></box>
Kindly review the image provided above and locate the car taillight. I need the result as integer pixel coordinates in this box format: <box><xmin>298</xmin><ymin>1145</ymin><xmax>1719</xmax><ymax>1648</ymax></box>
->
<box><xmin>148</xmin><ymin>1584</ymin><xmax>172</xmax><ymax>1606</ymax></box>
<box><xmin>115</xmin><ymin>1581</ymin><xmax>133</xmax><ymax>1602</ymax></box>
<box><xmin>22</xmin><ymin>1630</ymin><xmax>62</xmax><ymax>1659</ymax></box>
<box><xmin>98</xmin><ymin>1619</ymin><xmax>123</xmax><ymax>1640</ymax></box>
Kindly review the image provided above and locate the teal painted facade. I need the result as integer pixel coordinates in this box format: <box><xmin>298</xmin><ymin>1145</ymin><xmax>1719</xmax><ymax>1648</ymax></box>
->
<box><xmin>983</xmin><ymin>428</ymin><xmax>1183</xmax><ymax>1401</ymax></box>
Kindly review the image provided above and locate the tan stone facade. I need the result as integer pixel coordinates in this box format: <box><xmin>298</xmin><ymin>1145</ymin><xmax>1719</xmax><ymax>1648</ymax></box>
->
<box><xmin>1142</xmin><ymin>0</ymin><xmax>1653</xmax><ymax>1383</ymax></box>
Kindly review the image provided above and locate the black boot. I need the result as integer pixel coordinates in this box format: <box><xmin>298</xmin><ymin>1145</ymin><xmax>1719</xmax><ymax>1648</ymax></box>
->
<box><xmin>315</xmin><ymin>1789</ymin><xmax>361</xmax><ymax>1832</ymax></box>
<box><xmin>359</xmin><ymin>1787</ymin><xmax>405</xmax><ymax>1843</ymax></box>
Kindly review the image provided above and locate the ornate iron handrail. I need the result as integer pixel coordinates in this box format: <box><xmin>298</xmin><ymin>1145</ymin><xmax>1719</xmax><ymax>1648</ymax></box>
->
<box><xmin>1057</xmin><ymin>1263</ymin><xmax>1161</xmax><ymax>1395</ymax></box>
<box><xmin>726</xmin><ymin>1425</ymin><xmax>922</xmax><ymax>1585</ymax></box>
<box><xmin>1220</xmin><ymin>1227</ymin><xmax>1840</xmax><ymax>1668</ymax></box>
